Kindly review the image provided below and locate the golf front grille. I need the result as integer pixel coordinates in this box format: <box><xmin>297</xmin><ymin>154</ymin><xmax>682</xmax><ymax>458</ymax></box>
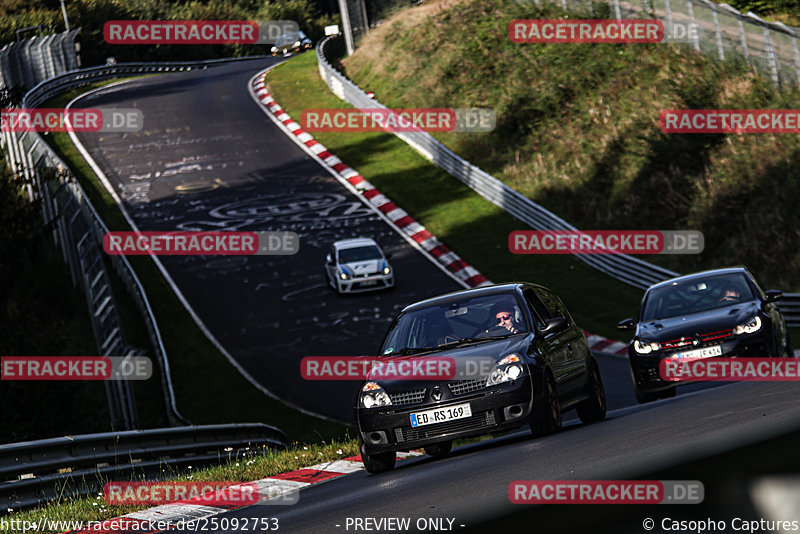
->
<box><xmin>394</xmin><ymin>410</ymin><xmax>496</xmax><ymax>442</ymax></box>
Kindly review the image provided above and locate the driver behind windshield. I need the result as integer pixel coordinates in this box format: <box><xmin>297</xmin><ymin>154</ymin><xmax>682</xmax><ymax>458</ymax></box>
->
<box><xmin>490</xmin><ymin>302</ymin><xmax>521</xmax><ymax>334</ymax></box>
<box><xmin>717</xmin><ymin>279</ymin><xmax>747</xmax><ymax>304</ymax></box>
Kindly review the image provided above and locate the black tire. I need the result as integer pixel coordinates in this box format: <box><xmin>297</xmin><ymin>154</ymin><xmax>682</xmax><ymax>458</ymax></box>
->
<box><xmin>577</xmin><ymin>359</ymin><xmax>606</xmax><ymax>424</ymax></box>
<box><xmin>424</xmin><ymin>440</ymin><xmax>452</xmax><ymax>457</ymax></box>
<box><xmin>359</xmin><ymin>438</ymin><xmax>396</xmax><ymax>474</ymax></box>
<box><xmin>531</xmin><ymin>374</ymin><xmax>561</xmax><ymax>437</ymax></box>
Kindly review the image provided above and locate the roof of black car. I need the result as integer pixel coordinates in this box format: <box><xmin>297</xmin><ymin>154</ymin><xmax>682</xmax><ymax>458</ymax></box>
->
<box><xmin>647</xmin><ymin>267</ymin><xmax>749</xmax><ymax>291</ymax></box>
<box><xmin>400</xmin><ymin>282</ymin><xmax>536</xmax><ymax>313</ymax></box>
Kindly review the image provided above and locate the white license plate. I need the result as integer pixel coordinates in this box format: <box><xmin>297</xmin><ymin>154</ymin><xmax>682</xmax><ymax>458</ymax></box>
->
<box><xmin>359</xmin><ymin>280</ymin><xmax>378</xmax><ymax>287</ymax></box>
<box><xmin>410</xmin><ymin>403</ymin><xmax>472</xmax><ymax>427</ymax></box>
<box><xmin>673</xmin><ymin>345</ymin><xmax>723</xmax><ymax>361</ymax></box>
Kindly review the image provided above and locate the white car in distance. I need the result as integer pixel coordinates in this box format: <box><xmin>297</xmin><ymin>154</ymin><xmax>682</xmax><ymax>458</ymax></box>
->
<box><xmin>325</xmin><ymin>238</ymin><xmax>394</xmax><ymax>294</ymax></box>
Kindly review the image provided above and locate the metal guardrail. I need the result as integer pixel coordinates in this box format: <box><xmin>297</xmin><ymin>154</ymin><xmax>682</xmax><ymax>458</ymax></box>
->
<box><xmin>315</xmin><ymin>29</ymin><xmax>800</xmax><ymax>326</ymax></box>
<box><xmin>0</xmin><ymin>424</ymin><xmax>286</xmax><ymax>512</ymax></box>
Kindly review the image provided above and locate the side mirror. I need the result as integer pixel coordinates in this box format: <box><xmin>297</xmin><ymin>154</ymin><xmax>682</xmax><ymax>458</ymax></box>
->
<box><xmin>617</xmin><ymin>318</ymin><xmax>635</xmax><ymax>330</ymax></box>
<box><xmin>765</xmin><ymin>290</ymin><xmax>783</xmax><ymax>303</ymax></box>
<box><xmin>540</xmin><ymin>317</ymin><xmax>567</xmax><ymax>335</ymax></box>
<box><xmin>326</xmin><ymin>253</ymin><xmax>333</xmax><ymax>264</ymax></box>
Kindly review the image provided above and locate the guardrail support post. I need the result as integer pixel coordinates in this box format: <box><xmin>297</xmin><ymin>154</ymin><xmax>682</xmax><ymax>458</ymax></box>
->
<box><xmin>711</xmin><ymin>8</ymin><xmax>725</xmax><ymax>60</ymax></box>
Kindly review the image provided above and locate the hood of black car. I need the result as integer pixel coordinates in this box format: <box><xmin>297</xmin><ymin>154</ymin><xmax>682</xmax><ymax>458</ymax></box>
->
<box><xmin>636</xmin><ymin>300</ymin><xmax>761</xmax><ymax>342</ymax></box>
<box><xmin>368</xmin><ymin>335</ymin><xmax>529</xmax><ymax>393</ymax></box>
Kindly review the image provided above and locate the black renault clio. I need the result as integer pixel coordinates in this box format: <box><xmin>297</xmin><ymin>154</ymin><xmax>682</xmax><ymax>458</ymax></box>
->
<box><xmin>619</xmin><ymin>267</ymin><xmax>793</xmax><ymax>404</ymax></box>
<box><xmin>355</xmin><ymin>283</ymin><xmax>606</xmax><ymax>473</ymax></box>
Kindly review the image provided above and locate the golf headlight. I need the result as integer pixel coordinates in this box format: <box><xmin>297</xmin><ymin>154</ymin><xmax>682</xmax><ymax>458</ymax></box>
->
<box><xmin>734</xmin><ymin>315</ymin><xmax>762</xmax><ymax>335</ymax></box>
<box><xmin>383</xmin><ymin>266</ymin><xmax>391</xmax><ymax>275</ymax></box>
<box><xmin>339</xmin><ymin>268</ymin><xmax>350</xmax><ymax>280</ymax></box>
<box><xmin>634</xmin><ymin>339</ymin><xmax>660</xmax><ymax>354</ymax></box>
<box><xmin>270</xmin><ymin>46</ymin><xmax>276</xmax><ymax>52</ymax></box>
<box><xmin>360</xmin><ymin>382</ymin><xmax>392</xmax><ymax>408</ymax></box>
<box><xmin>486</xmin><ymin>354</ymin><xmax>524</xmax><ymax>386</ymax></box>
<box><xmin>294</xmin><ymin>41</ymin><xmax>300</xmax><ymax>47</ymax></box>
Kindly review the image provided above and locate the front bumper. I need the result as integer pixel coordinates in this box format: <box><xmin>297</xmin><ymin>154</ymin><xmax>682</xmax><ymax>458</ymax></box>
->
<box><xmin>629</xmin><ymin>333</ymin><xmax>771</xmax><ymax>391</ymax></box>
<box><xmin>356</xmin><ymin>375</ymin><xmax>533</xmax><ymax>453</ymax></box>
<box><xmin>337</xmin><ymin>273</ymin><xmax>394</xmax><ymax>293</ymax></box>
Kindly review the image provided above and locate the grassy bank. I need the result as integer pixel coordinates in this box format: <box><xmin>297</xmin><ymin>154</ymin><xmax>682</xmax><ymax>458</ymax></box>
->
<box><xmin>339</xmin><ymin>0</ymin><xmax>800</xmax><ymax>292</ymax></box>
<box><xmin>0</xmin><ymin>158</ymin><xmax>113</xmax><ymax>442</ymax></box>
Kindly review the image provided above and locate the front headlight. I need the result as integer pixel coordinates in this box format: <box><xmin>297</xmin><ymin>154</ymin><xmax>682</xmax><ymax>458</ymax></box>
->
<box><xmin>383</xmin><ymin>266</ymin><xmax>391</xmax><ymax>275</ymax></box>
<box><xmin>734</xmin><ymin>315</ymin><xmax>762</xmax><ymax>335</ymax></box>
<box><xmin>270</xmin><ymin>46</ymin><xmax>277</xmax><ymax>52</ymax></box>
<box><xmin>293</xmin><ymin>41</ymin><xmax>300</xmax><ymax>47</ymax></box>
<box><xmin>486</xmin><ymin>354</ymin><xmax>524</xmax><ymax>386</ymax></box>
<box><xmin>360</xmin><ymin>381</ymin><xmax>392</xmax><ymax>408</ymax></box>
<box><xmin>634</xmin><ymin>339</ymin><xmax>660</xmax><ymax>354</ymax></box>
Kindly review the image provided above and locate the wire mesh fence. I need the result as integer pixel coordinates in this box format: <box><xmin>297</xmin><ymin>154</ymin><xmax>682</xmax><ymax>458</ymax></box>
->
<box><xmin>0</xmin><ymin>29</ymin><xmax>79</xmax><ymax>92</ymax></box>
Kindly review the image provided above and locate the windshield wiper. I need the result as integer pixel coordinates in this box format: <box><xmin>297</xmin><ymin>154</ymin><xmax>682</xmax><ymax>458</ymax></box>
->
<box><xmin>481</xmin><ymin>333</ymin><xmax>518</xmax><ymax>340</ymax></box>
<box><xmin>396</xmin><ymin>347</ymin><xmax>437</xmax><ymax>355</ymax></box>
<box><xmin>437</xmin><ymin>337</ymin><xmax>492</xmax><ymax>348</ymax></box>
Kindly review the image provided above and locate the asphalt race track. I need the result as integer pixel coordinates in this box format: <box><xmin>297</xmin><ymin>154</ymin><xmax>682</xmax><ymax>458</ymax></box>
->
<box><xmin>167</xmin><ymin>380</ymin><xmax>800</xmax><ymax>533</ymax></box>
<box><xmin>71</xmin><ymin>58</ymin><xmax>463</xmax><ymax>422</ymax></box>
<box><xmin>69</xmin><ymin>60</ymin><xmax>800</xmax><ymax>533</ymax></box>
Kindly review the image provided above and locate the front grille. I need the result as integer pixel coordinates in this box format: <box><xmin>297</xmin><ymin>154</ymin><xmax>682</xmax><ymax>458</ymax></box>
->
<box><xmin>448</xmin><ymin>379</ymin><xmax>486</xmax><ymax>396</ymax></box>
<box><xmin>395</xmin><ymin>410</ymin><xmax>496</xmax><ymax>442</ymax></box>
<box><xmin>389</xmin><ymin>388</ymin><xmax>426</xmax><ymax>406</ymax></box>
<box><xmin>661</xmin><ymin>329</ymin><xmax>734</xmax><ymax>350</ymax></box>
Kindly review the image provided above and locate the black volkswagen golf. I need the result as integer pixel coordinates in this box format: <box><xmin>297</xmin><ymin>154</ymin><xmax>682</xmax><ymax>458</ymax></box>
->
<box><xmin>619</xmin><ymin>267</ymin><xmax>793</xmax><ymax>404</ymax></box>
<box><xmin>355</xmin><ymin>283</ymin><xmax>606</xmax><ymax>473</ymax></box>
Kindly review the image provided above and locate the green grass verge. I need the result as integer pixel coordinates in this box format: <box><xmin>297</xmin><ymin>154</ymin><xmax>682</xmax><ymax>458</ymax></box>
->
<box><xmin>341</xmin><ymin>0</ymin><xmax>800</xmax><ymax>292</ymax></box>
<box><xmin>2</xmin><ymin>439</ymin><xmax>358</xmax><ymax>534</ymax></box>
<box><xmin>40</xmin><ymin>82</ymin><xmax>350</xmax><ymax>443</ymax></box>
<box><xmin>266</xmin><ymin>51</ymin><xmax>645</xmax><ymax>340</ymax></box>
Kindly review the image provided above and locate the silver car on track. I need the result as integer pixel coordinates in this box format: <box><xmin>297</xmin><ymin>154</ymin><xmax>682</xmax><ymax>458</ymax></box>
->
<box><xmin>324</xmin><ymin>238</ymin><xmax>394</xmax><ymax>294</ymax></box>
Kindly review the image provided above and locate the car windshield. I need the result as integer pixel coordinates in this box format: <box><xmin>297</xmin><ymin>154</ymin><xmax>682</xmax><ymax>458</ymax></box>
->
<box><xmin>275</xmin><ymin>32</ymin><xmax>299</xmax><ymax>46</ymax></box>
<box><xmin>641</xmin><ymin>273</ymin><xmax>756</xmax><ymax>321</ymax></box>
<box><xmin>338</xmin><ymin>245</ymin><xmax>382</xmax><ymax>263</ymax></box>
<box><xmin>380</xmin><ymin>293</ymin><xmax>527</xmax><ymax>354</ymax></box>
